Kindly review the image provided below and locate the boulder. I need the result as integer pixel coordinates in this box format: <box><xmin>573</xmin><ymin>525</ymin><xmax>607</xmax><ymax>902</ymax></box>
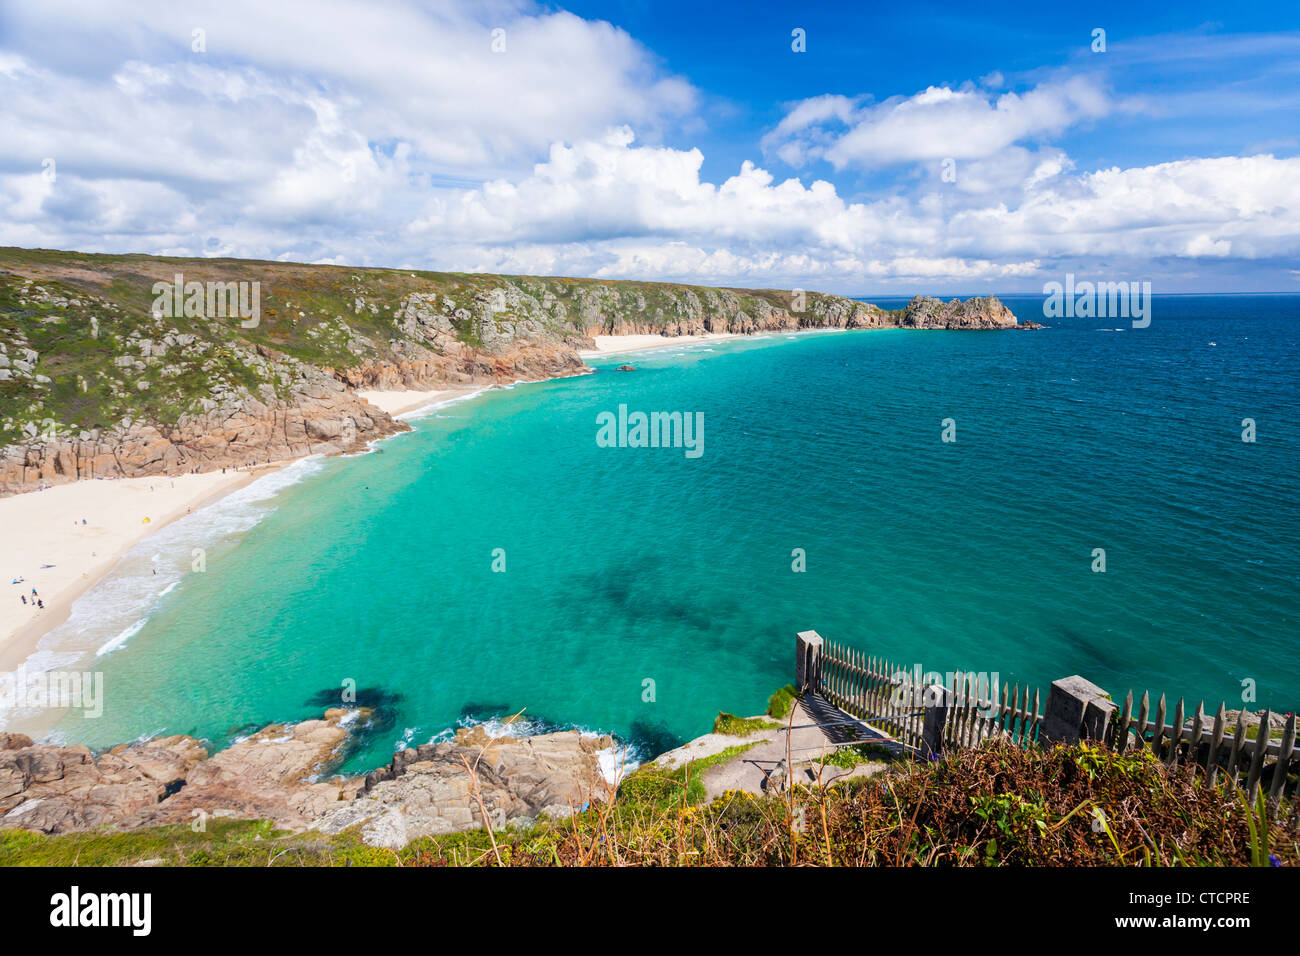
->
<box><xmin>313</xmin><ymin>725</ymin><xmax>614</xmax><ymax>846</ymax></box>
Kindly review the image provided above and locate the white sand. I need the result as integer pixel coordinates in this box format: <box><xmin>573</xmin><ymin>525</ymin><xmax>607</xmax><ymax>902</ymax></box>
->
<box><xmin>0</xmin><ymin>469</ymin><xmax>265</xmax><ymax>669</ymax></box>
<box><xmin>578</xmin><ymin>333</ymin><xmax>738</xmax><ymax>357</ymax></box>
<box><xmin>0</xmin><ymin>386</ymin><xmax>475</xmax><ymax>670</ymax></box>
<box><xmin>357</xmin><ymin>387</ymin><xmax>480</xmax><ymax>417</ymax></box>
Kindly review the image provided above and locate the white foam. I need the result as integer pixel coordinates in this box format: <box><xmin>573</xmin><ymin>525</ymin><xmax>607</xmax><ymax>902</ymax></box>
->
<box><xmin>460</xmin><ymin>713</ymin><xmax>547</xmax><ymax>739</ymax></box>
<box><xmin>96</xmin><ymin>617</ymin><xmax>146</xmax><ymax>656</ymax></box>
<box><xmin>336</xmin><ymin>708</ymin><xmax>364</xmax><ymax>730</ymax></box>
<box><xmin>427</xmin><ymin>712</ymin><xmax>639</xmax><ymax>783</ymax></box>
<box><xmin>394</xmin><ymin>726</ymin><xmax>418</xmax><ymax>751</ymax></box>
<box><xmin>597</xmin><ymin>742</ymin><xmax>641</xmax><ymax>784</ymax></box>
<box><xmin>397</xmin><ymin>387</ymin><xmax>490</xmax><ymax>422</ymax></box>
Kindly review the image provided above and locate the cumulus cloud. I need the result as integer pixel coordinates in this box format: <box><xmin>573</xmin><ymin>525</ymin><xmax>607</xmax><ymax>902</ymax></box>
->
<box><xmin>947</xmin><ymin>154</ymin><xmax>1300</xmax><ymax>260</ymax></box>
<box><xmin>0</xmin><ymin>0</ymin><xmax>695</xmax><ymax>172</ymax></box>
<box><xmin>763</xmin><ymin>76</ymin><xmax>1116</xmax><ymax>170</ymax></box>
<box><xmin>401</xmin><ymin>133</ymin><xmax>1300</xmax><ymax>287</ymax></box>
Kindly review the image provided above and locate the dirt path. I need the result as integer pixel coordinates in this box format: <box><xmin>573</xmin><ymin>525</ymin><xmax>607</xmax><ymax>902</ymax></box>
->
<box><xmin>683</xmin><ymin>698</ymin><xmax>903</xmax><ymax>801</ymax></box>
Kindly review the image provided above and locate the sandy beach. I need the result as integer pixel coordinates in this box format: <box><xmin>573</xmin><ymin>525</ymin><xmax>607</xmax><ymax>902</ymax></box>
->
<box><xmin>357</xmin><ymin>386</ymin><xmax>482</xmax><ymax>418</ymax></box>
<box><xmin>0</xmin><ymin>468</ymin><xmax>278</xmax><ymax>671</ymax></box>
<box><xmin>578</xmin><ymin>333</ymin><xmax>739</xmax><ymax>358</ymax></box>
<box><xmin>0</xmin><ymin>388</ymin><xmax>476</xmax><ymax>671</ymax></box>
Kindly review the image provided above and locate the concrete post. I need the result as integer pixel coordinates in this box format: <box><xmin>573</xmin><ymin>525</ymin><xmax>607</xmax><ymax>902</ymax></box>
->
<box><xmin>1041</xmin><ymin>675</ymin><xmax>1117</xmax><ymax>747</ymax></box>
<box><xmin>795</xmin><ymin>630</ymin><xmax>823</xmax><ymax>694</ymax></box>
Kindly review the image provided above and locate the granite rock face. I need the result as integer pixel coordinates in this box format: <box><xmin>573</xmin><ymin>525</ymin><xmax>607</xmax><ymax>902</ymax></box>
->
<box><xmin>120</xmin><ymin>708</ymin><xmax>366</xmax><ymax>832</ymax></box>
<box><xmin>0</xmin><ymin>734</ymin><xmax>206</xmax><ymax>834</ymax></box>
<box><xmin>314</xmin><ymin>726</ymin><xmax>615</xmax><ymax>847</ymax></box>
<box><xmin>0</xmin><ymin>710</ymin><xmax>615</xmax><ymax>846</ymax></box>
<box><xmin>900</xmin><ymin>295</ymin><xmax>1019</xmax><ymax>329</ymax></box>
<box><xmin>0</xmin><ymin>287</ymin><xmax>591</xmax><ymax>494</ymax></box>
<box><xmin>0</xmin><ymin>377</ymin><xmax>407</xmax><ymax>493</ymax></box>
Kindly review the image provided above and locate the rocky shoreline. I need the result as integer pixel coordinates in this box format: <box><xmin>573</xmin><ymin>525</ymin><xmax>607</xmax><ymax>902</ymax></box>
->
<box><xmin>0</xmin><ymin>709</ymin><xmax>615</xmax><ymax>847</ymax></box>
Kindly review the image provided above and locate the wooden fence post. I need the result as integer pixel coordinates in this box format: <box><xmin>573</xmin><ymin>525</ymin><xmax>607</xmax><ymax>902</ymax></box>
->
<box><xmin>795</xmin><ymin>630</ymin><xmax>823</xmax><ymax>695</ymax></box>
<box><xmin>921</xmin><ymin>682</ymin><xmax>951</xmax><ymax>759</ymax></box>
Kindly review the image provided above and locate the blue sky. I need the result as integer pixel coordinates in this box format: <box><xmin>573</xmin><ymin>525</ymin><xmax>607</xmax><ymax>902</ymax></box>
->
<box><xmin>579</xmin><ymin>2</ymin><xmax>1300</xmax><ymax>177</ymax></box>
<box><xmin>1</xmin><ymin>0</ymin><xmax>1298</xmax><ymax>293</ymax></box>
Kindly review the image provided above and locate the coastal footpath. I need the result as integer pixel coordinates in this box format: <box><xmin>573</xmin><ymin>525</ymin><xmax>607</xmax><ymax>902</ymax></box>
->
<box><xmin>0</xmin><ymin>247</ymin><xmax>1033</xmax><ymax>496</ymax></box>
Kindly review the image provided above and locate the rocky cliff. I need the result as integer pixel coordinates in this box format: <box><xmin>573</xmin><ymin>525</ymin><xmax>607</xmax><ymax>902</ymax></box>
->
<box><xmin>0</xmin><ymin>248</ymin><xmax>1030</xmax><ymax>495</ymax></box>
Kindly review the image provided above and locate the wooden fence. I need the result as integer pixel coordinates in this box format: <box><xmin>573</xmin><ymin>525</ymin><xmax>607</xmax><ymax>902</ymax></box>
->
<box><xmin>808</xmin><ymin>631</ymin><xmax>1299</xmax><ymax>810</ymax></box>
<box><xmin>818</xmin><ymin>637</ymin><xmax>1041</xmax><ymax>752</ymax></box>
<box><xmin>818</xmin><ymin>638</ymin><xmax>925</xmax><ymax>748</ymax></box>
<box><xmin>1111</xmin><ymin>692</ymin><xmax>1299</xmax><ymax>806</ymax></box>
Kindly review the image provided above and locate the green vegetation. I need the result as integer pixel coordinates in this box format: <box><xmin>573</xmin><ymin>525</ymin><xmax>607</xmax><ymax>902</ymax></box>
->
<box><xmin>5</xmin><ymin>740</ymin><xmax>1293</xmax><ymax>866</ymax></box>
<box><xmin>0</xmin><ymin>818</ymin><xmax>391</xmax><ymax>868</ymax></box>
<box><xmin>615</xmin><ymin>743</ymin><xmax>760</xmax><ymax>810</ymax></box>
<box><xmin>1242</xmin><ymin>720</ymin><xmax>1292</xmax><ymax>742</ymax></box>
<box><xmin>1243</xmin><ymin>787</ymin><xmax>1275</xmax><ymax>867</ymax></box>
<box><xmin>766</xmin><ymin>684</ymin><xmax>798</xmax><ymax>720</ymax></box>
<box><xmin>816</xmin><ymin>742</ymin><xmax>898</xmax><ymax>769</ymax></box>
<box><xmin>712</xmin><ymin>712</ymin><xmax>782</xmax><ymax>736</ymax></box>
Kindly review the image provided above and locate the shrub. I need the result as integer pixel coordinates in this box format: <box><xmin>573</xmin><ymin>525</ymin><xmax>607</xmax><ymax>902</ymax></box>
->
<box><xmin>767</xmin><ymin>685</ymin><xmax>798</xmax><ymax>720</ymax></box>
<box><xmin>712</xmin><ymin>712</ymin><xmax>781</xmax><ymax>736</ymax></box>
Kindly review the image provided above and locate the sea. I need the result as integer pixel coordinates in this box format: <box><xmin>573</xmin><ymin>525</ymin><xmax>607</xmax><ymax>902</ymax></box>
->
<box><xmin>6</xmin><ymin>294</ymin><xmax>1298</xmax><ymax>773</ymax></box>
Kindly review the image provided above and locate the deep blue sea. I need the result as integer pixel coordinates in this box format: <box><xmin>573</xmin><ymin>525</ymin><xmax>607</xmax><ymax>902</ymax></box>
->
<box><xmin>15</xmin><ymin>294</ymin><xmax>1300</xmax><ymax>772</ymax></box>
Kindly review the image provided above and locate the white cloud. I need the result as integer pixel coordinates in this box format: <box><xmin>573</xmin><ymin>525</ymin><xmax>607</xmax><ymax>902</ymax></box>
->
<box><xmin>399</xmin><ymin>135</ymin><xmax>1300</xmax><ymax>288</ymax></box>
<box><xmin>6</xmin><ymin>104</ymin><xmax>1299</xmax><ymax>289</ymax></box>
<box><xmin>764</xmin><ymin>76</ymin><xmax>1117</xmax><ymax>170</ymax></box>
<box><xmin>0</xmin><ymin>0</ymin><xmax>697</xmax><ymax>229</ymax></box>
<box><xmin>1</xmin><ymin>3</ymin><xmax>1297</xmax><ymax>292</ymax></box>
<box><xmin>948</xmin><ymin>154</ymin><xmax>1300</xmax><ymax>260</ymax></box>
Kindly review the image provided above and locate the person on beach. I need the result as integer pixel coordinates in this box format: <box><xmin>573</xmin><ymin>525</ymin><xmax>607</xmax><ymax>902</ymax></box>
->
<box><xmin>37</xmin><ymin>600</ymin><xmax>43</xmax><ymax>609</ymax></box>
<box><xmin>20</xmin><ymin>595</ymin><xmax>26</xmax><ymax>605</ymax></box>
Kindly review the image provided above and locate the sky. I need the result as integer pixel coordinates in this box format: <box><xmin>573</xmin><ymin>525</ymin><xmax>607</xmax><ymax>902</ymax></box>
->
<box><xmin>1</xmin><ymin>0</ymin><xmax>1298</xmax><ymax>294</ymax></box>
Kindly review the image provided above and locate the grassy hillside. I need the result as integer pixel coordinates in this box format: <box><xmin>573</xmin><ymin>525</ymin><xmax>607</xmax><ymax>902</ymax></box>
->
<box><xmin>0</xmin><ymin>247</ymin><xmax>868</xmax><ymax>447</ymax></box>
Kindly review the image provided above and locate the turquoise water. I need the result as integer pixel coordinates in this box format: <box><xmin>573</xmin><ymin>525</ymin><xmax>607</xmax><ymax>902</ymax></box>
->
<box><xmin>35</xmin><ymin>295</ymin><xmax>1300</xmax><ymax>770</ymax></box>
